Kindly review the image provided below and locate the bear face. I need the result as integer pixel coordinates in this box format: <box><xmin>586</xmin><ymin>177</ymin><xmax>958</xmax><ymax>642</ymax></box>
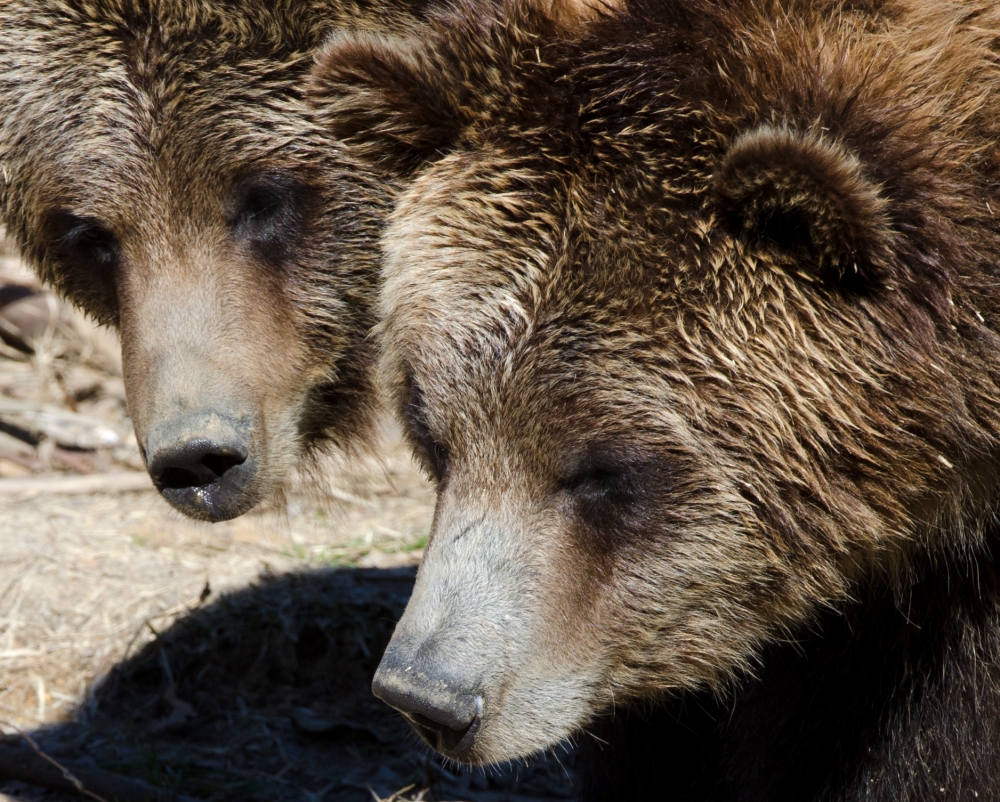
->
<box><xmin>0</xmin><ymin>0</ymin><xmax>423</xmax><ymax>521</ymax></box>
<box><xmin>312</xmin><ymin>0</ymin><xmax>1000</xmax><ymax>765</ymax></box>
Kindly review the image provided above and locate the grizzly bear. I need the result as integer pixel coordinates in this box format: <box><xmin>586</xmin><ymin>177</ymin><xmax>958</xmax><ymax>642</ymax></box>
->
<box><xmin>311</xmin><ymin>0</ymin><xmax>1000</xmax><ymax>797</ymax></box>
<box><xmin>0</xmin><ymin>0</ymin><xmax>429</xmax><ymax>521</ymax></box>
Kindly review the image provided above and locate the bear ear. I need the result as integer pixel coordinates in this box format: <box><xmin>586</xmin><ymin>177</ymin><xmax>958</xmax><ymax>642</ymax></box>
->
<box><xmin>307</xmin><ymin>30</ymin><xmax>466</xmax><ymax>177</ymax></box>
<box><xmin>714</xmin><ymin>125</ymin><xmax>892</xmax><ymax>285</ymax></box>
<box><xmin>543</xmin><ymin>0</ymin><xmax>622</xmax><ymax>26</ymax></box>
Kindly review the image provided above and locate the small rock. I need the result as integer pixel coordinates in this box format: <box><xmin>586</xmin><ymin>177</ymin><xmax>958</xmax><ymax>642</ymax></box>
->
<box><xmin>0</xmin><ymin>398</ymin><xmax>121</xmax><ymax>450</ymax></box>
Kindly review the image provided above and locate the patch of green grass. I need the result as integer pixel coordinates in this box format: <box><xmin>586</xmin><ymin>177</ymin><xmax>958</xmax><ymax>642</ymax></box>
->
<box><xmin>279</xmin><ymin>544</ymin><xmax>308</xmax><ymax>561</ymax></box>
<box><xmin>313</xmin><ymin>529</ymin><xmax>429</xmax><ymax>568</ymax></box>
<box><xmin>401</xmin><ymin>533</ymin><xmax>428</xmax><ymax>552</ymax></box>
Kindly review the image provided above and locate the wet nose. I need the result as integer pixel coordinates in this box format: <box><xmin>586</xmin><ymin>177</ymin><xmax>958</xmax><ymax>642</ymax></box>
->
<box><xmin>144</xmin><ymin>411</ymin><xmax>258</xmax><ymax>522</ymax></box>
<box><xmin>372</xmin><ymin>645</ymin><xmax>483</xmax><ymax>757</ymax></box>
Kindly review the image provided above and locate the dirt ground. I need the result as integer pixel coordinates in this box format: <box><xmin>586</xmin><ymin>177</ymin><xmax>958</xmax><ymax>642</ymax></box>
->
<box><xmin>0</xmin><ymin>243</ymin><xmax>580</xmax><ymax>801</ymax></box>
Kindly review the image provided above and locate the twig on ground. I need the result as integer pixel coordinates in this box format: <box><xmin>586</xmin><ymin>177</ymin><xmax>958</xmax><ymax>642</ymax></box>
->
<box><xmin>0</xmin><ymin>397</ymin><xmax>120</xmax><ymax>450</ymax></box>
<box><xmin>0</xmin><ymin>471</ymin><xmax>151</xmax><ymax>497</ymax></box>
<box><xmin>0</xmin><ymin>339</ymin><xmax>29</xmax><ymax>361</ymax></box>
<box><xmin>371</xmin><ymin>784</ymin><xmax>428</xmax><ymax>802</ymax></box>
<box><xmin>324</xmin><ymin>486</ymin><xmax>377</xmax><ymax>507</ymax></box>
<box><xmin>0</xmin><ymin>723</ymin><xmax>108</xmax><ymax>801</ymax></box>
<box><xmin>0</xmin><ymin>723</ymin><xmax>203</xmax><ymax>802</ymax></box>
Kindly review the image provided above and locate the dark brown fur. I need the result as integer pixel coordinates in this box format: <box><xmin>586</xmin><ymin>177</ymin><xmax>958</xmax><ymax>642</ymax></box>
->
<box><xmin>0</xmin><ymin>0</ymin><xmax>426</xmax><ymax>520</ymax></box>
<box><xmin>311</xmin><ymin>0</ymin><xmax>1000</xmax><ymax>797</ymax></box>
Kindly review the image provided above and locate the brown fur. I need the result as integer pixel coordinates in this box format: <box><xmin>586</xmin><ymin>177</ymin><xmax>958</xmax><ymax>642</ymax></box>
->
<box><xmin>312</xmin><ymin>0</ymin><xmax>1000</xmax><ymax>795</ymax></box>
<box><xmin>0</xmin><ymin>0</ymin><xmax>427</xmax><ymax>520</ymax></box>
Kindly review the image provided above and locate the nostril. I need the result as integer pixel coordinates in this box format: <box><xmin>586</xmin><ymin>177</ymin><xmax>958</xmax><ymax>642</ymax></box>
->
<box><xmin>157</xmin><ymin>466</ymin><xmax>205</xmax><ymax>490</ymax></box>
<box><xmin>200</xmin><ymin>451</ymin><xmax>245</xmax><ymax>479</ymax></box>
<box><xmin>372</xmin><ymin>662</ymin><xmax>484</xmax><ymax>755</ymax></box>
<box><xmin>406</xmin><ymin>694</ymin><xmax>483</xmax><ymax>753</ymax></box>
<box><xmin>149</xmin><ymin>441</ymin><xmax>248</xmax><ymax>491</ymax></box>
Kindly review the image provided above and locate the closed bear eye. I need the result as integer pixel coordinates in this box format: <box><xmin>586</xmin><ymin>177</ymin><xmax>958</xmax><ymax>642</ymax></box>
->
<box><xmin>51</xmin><ymin>212</ymin><xmax>119</xmax><ymax>269</ymax></box>
<box><xmin>561</xmin><ymin>458</ymin><xmax>636</xmax><ymax>505</ymax></box>
<box><xmin>560</xmin><ymin>451</ymin><xmax>674</xmax><ymax>555</ymax></box>
<box><xmin>405</xmin><ymin>380</ymin><xmax>449</xmax><ymax>483</ymax></box>
<box><xmin>39</xmin><ymin>210</ymin><xmax>121</xmax><ymax>327</ymax></box>
<box><xmin>228</xmin><ymin>170</ymin><xmax>308</xmax><ymax>267</ymax></box>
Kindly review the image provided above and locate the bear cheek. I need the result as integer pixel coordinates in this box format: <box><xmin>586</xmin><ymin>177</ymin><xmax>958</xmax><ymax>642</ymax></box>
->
<box><xmin>554</xmin><ymin>459</ymin><xmax>785</xmax><ymax>695</ymax></box>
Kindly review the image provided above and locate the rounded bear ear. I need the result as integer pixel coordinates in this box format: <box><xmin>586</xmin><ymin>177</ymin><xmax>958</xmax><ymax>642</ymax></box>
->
<box><xmin>307</xmin><ymin>31</ymin><xmax>465</xmax><ymax>178</ymax></box>
<box><xmin>543</xmin><ymin>0</ymin><xmax>622</xmax><ymax>26</ymax></box>
<box><xmin>714</xmin><ymin>125</ymin><xmax>892</xmax><ymax>285</ymax></box>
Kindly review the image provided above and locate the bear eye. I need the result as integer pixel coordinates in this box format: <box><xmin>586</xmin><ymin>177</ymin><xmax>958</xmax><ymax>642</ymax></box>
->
<box><xmin>560</xmin><ymin>450</ymin><xmax>671</xmax><ymax>558</ymax></box>
<box><xmin>228</xmin><ymin>170</ymin><xmax>309</xmax><ymax>267</ymax></box>
<box><xmin>53</xmin><ymin>213</ymin><xmax>119</xmax><ymax>269</ymax></box>
<box><xmin>40</xmin><ymin>210</ymin><xmax>121</xmax><ymax>327</ymax></box>
<box><xmin>560</xmin><ymin>449</ymin><xmax>663</xmax><ymax>528</ymax></box>
<box><xmin>237</xmin><ymin>182</ymin><xmax>289</xmax><ymax>226</ymax></box>
<box><xmin>405</xmin><ymin>380</ymin><xmax>449</xmax><ymax>483</ymax></box>
<box><xmin>562</xmin><ymin>458</ymin><xmax>635</xmax><ymax>506</ymax></box>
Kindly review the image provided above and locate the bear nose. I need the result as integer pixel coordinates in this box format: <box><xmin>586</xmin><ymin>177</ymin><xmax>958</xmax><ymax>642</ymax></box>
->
<box><xmin>372</xmin><ymin>648</ymin><xmax>484</xmax><ymax>757</ymax></box>
<box><xmin>144</xmin><ymin>411</ymin><xmax>258</xmax><ymax>522</ymax></box>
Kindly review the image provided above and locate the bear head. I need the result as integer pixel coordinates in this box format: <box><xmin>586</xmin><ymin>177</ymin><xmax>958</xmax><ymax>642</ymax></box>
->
<box><xmin>311</xmin><ymin>0</ymin><xmax>1000</xmax><ymax>765</ymax></box>
<box><xmin>0</xmin><ymin>0</ymin><xmax>420</xmax><ymax>521</ymax></box>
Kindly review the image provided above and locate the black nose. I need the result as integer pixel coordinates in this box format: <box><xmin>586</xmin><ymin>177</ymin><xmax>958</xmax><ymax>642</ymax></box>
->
<box><xmin>143</xmin><ymin>411</ymin><xmax>258</xmax><ymax>522</ymax></box>
<box><xmin>372</xmin><ymin>651</ymin><xmax>483</xmax><ymax>757</ymax></box>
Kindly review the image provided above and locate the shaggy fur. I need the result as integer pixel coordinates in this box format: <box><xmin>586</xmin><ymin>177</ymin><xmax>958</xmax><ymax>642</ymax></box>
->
<box><xmin>0</xmin><ymin>0</ymin><xmax>425</xmax><ymax>520</ymax></box>
<box><xmin>312</xmin><ymin>0</ymin><xmax>1000</xmax><ymax>797</ymax></box>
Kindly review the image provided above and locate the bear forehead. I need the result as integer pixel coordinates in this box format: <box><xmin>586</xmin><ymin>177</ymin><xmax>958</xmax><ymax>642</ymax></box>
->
<box><xmin>0</xmin><ymin>1</ymin><xmax>339</xmax><ymax>226</ymax></box>
<box><xmin>378</xmin><ymin>0</ymin><xmax>961</xmax><ymax>386</ymax></box>
<box><xmin>1</xmin><ymin>0</ymin><xmax>328</xmax><ymax>150</ymax></box>
<box><xmin>381</xmin><ymin>140</ymin><xmax>896</xmax><ymax>432</ymax></box>
<box><xmin>384</xmin><ymin>226</ymin><xmax>714</xmax><ymax>438</ymax></box>
<box><xmin>381</xmin><ymin>128</ymin><xmax>739</xmax><ymax>368</ymax></box>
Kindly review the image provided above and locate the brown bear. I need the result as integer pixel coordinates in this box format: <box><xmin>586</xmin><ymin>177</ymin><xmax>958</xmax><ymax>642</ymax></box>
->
<box><xmin>310</xmin><ymin>0</ymin><xmax>1000</xmax><ymax>797</ymax></box>
<box><xmin>0</xmin><ymin>0</ymin><xmax>430</xmax><ymax>521</ymax></box>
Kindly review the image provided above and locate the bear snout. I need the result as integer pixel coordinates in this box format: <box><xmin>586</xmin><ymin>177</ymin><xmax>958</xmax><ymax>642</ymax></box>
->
<box><xmin>143</xmin><ymin>410</ymin><xmax>259</xmax><ymax>522</ymax></box>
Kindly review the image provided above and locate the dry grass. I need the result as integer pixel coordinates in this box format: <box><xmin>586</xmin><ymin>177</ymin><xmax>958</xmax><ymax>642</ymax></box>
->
<box><xmin>0</xmin><ymin>440</ymin><xmax>434</xmax><ymax>731</ymax></box>
<box><xmin>0</xmin><ymin>245</ymin><xmax>579</xmax><ymax>801</ymax></box>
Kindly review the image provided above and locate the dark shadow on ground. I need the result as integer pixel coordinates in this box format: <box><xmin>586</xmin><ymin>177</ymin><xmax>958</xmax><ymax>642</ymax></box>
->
<box><xmin>4</xmin><ymin>566</ymin><xmax>577</xmax><ymax>801</ymax></box>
